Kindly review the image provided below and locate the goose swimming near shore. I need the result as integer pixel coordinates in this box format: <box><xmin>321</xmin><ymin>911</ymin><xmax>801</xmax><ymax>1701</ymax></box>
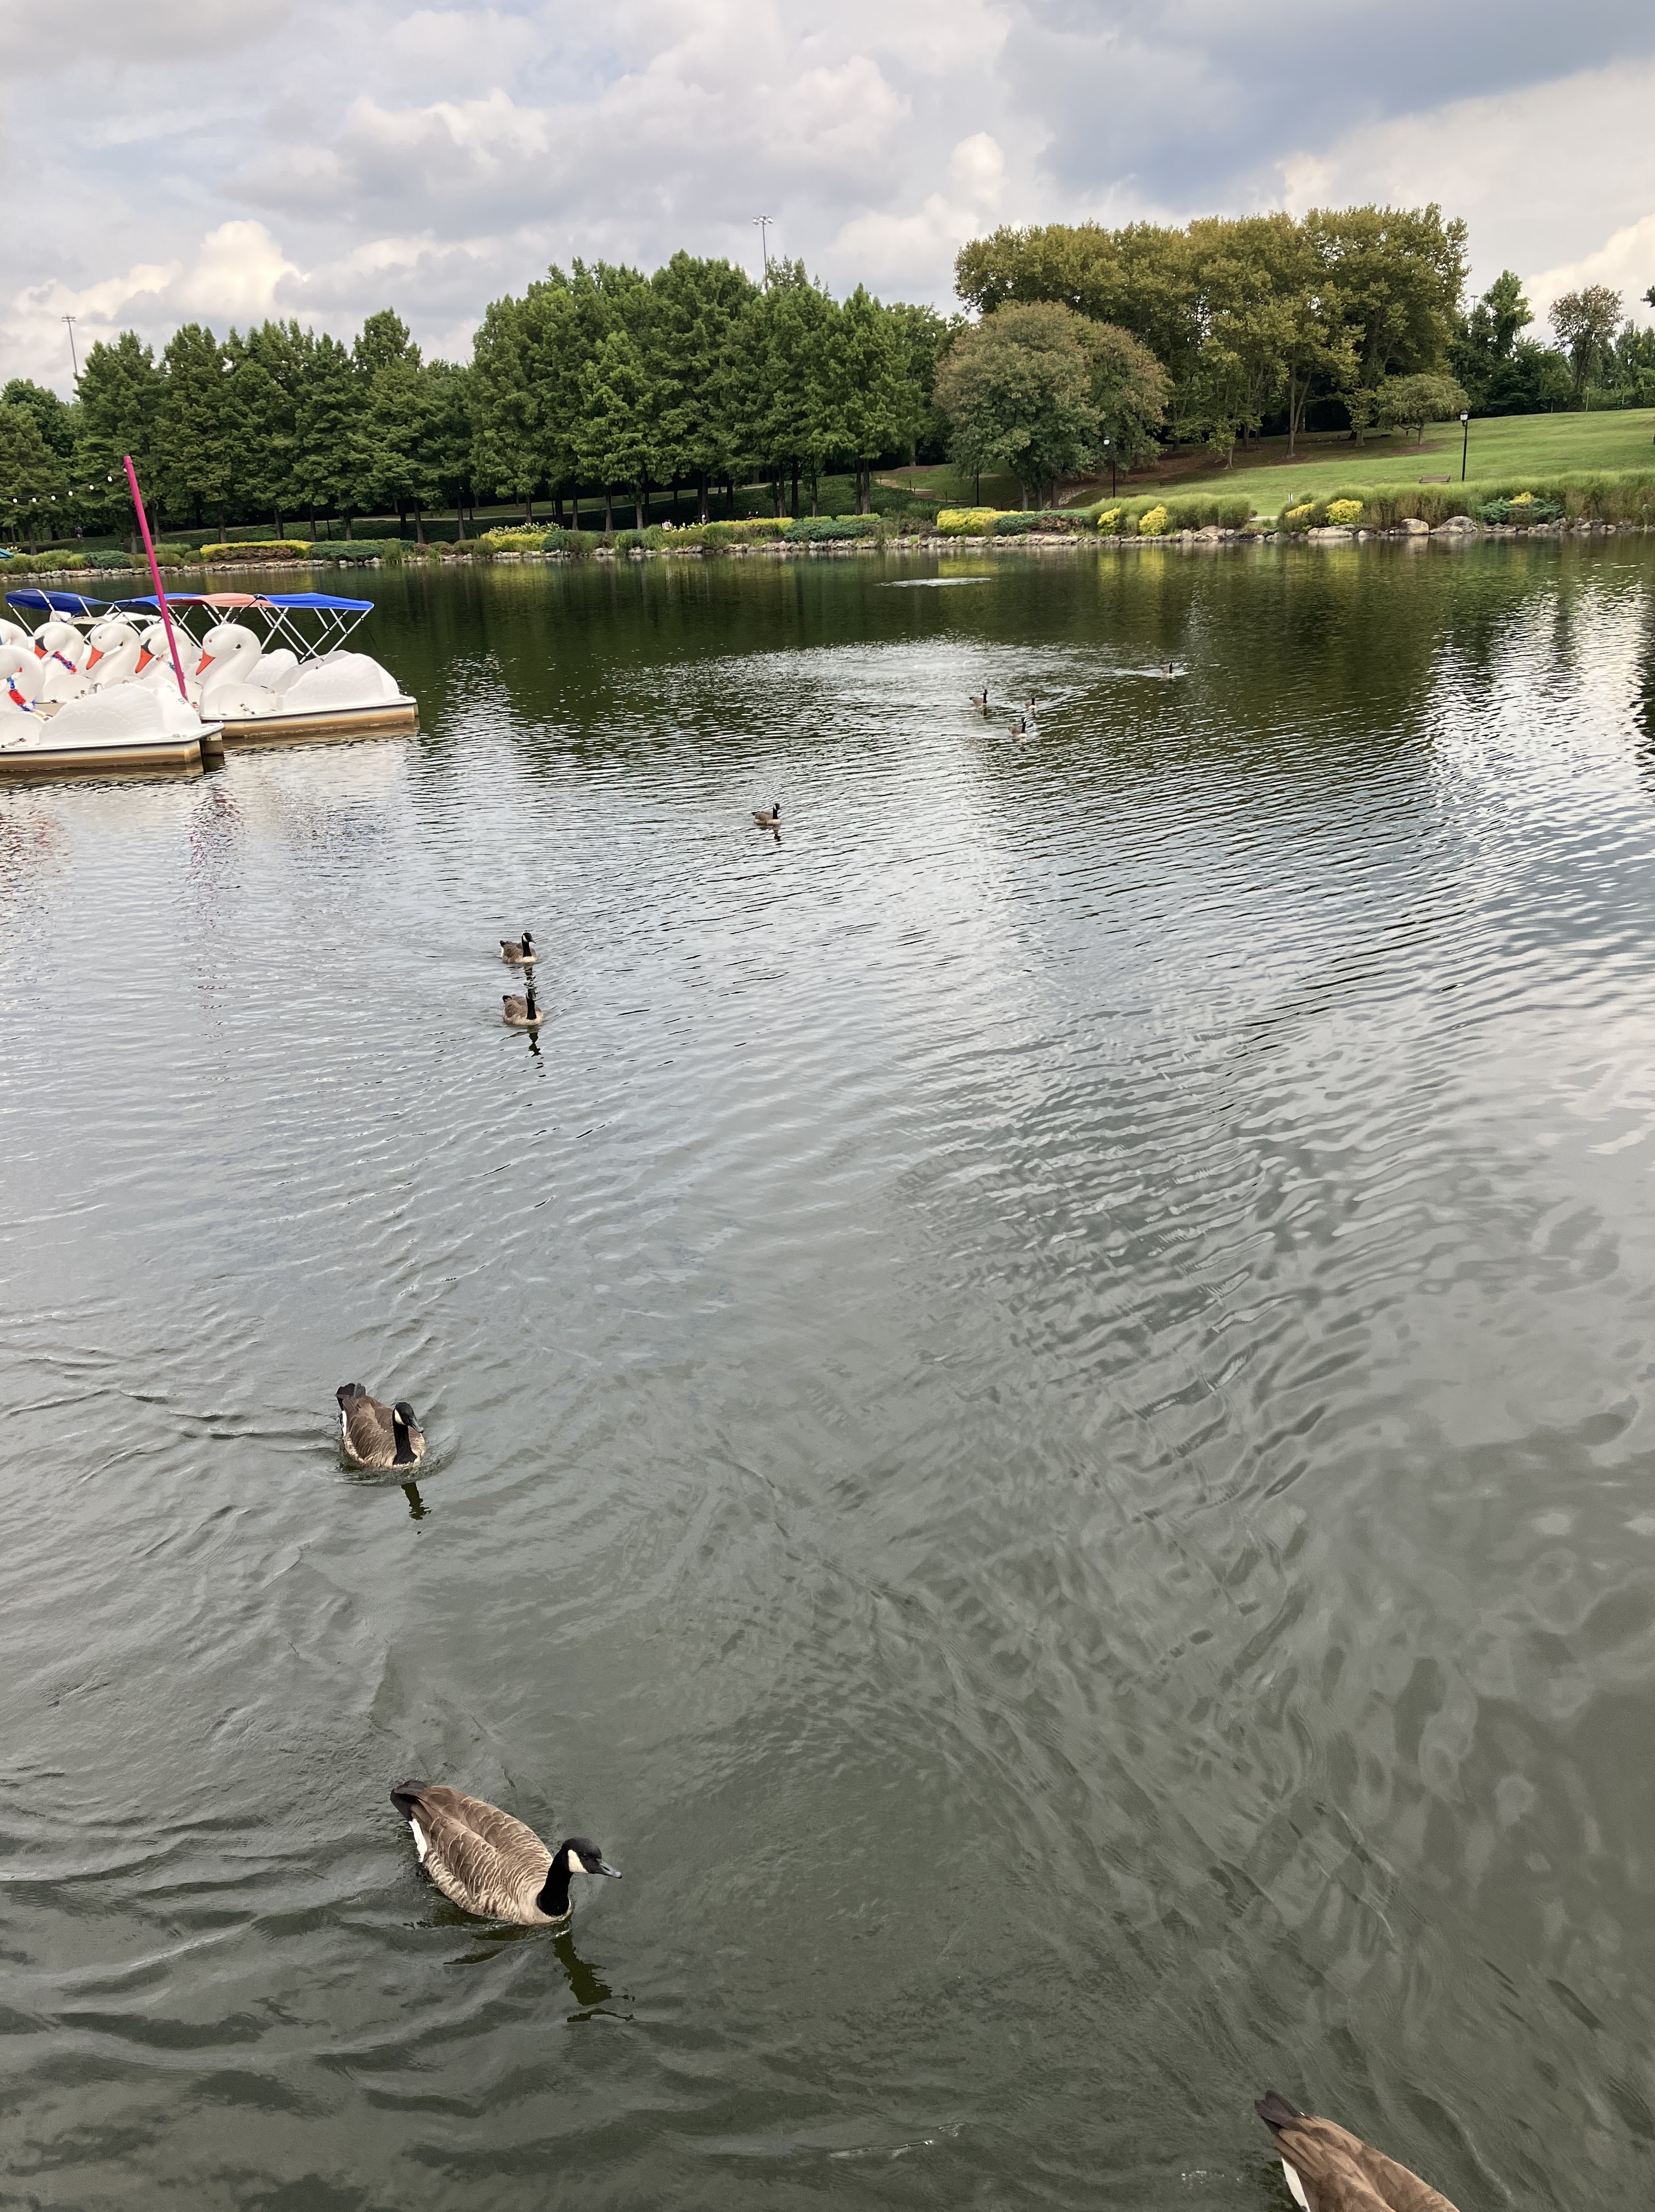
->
<box><xmin>391</xmin><ymin>1781</ymin><xmax>621</xmax><ymax>1923</ymax></box>
<box><xmin>1255</xmin><ymin>2092</ymin><xmax>1460</xmax><ymax>2212</ymax></box>
<box><xmin>969</xmin><ymin>687</ymin><xmax>989</xmax><ymax>710</ymax></box>
<box><xmin>500</xmin><ymin>931</ymin><xmax>535</xmax><ymax>965</ymax></box>
<box><xmin>503</xmin><ymin>979</ymin><xmax>543</xmax><ymax>1029</ymax></box>
<box><xmin>336</xmin><ymin>1383</ymin><xmax>425</xmax><ymax>1470</ymax></box>
<box><xmin>752</xmin><ymin>800</ymin><xmax>781</xmax><ymax>829</ymax></box>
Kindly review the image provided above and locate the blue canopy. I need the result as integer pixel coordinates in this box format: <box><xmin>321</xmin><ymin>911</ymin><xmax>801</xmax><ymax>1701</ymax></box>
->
<box><xmin>118</xmin><ymin>591</ymin><xmax>373</xmax><ymax>614</ymax></box>
<box><xmin>7</xmin><ymin>588</ymin><xmax>111</xmax><ymax>615</ymax></box>
<box><xmin>261</xmin><ymin>592</ymin><xmax>374</xmax><ymax>612</ymax></box>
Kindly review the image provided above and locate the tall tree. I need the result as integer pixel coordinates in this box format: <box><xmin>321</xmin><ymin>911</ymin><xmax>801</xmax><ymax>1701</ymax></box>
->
<box><xmin>290</xmin><ymin>332</ymin><xmax>362</xmax><ymax>534</ymax></box>
<box><xmin>933</xmin><ymin>303</ymin><xmax>1102</xmax><ymax>508</ymax></box>
<box><xmin>0</xmin><ymin>403</ymin><xmax>67</xmax><ymax>550</ymax></box>
<box><xmin>1551</xmin><ymin>286</ymin><xmax>1623</xmax><ymax>400</ymax></box>
<box><xmin>153</xmin><ymin>323</ymin><xmax>235</xmax><ymax>528</ymax></box>
<box><xmin>575</xmin><ymin>326</ymin><xmax>653</xmax><ymax>529</ymax></box>
<box><xmin>649</xmin><ymin>251</ymin><xmax>757</xmax><ymax>520</ymax></box>
<box><xmin>74</xmin><ymin>332</ymin><xmax>160</xmax><ymax>542</ymax></box>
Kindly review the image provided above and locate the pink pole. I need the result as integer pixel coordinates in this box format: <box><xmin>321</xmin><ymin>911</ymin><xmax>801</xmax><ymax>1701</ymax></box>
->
<box><xmin>122</xmin><ymin>454</ymin><xmax>190</xmax><ymax>704</ymax></box>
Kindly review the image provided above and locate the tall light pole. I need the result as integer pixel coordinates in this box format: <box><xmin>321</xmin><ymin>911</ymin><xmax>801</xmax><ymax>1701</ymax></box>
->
<box><xmin>752</xmin><ymin>214</ymin><xmax>773</xmax><ymax>287</ymax></box>
<box><xmin>1459</xmin><ymin>409</ymin><xmax>1470</xmax><ymax>481</ymax></box>
<box><xmin>62</xmin><ymin>314</ymin><xmax>78</xmax><ymax>382</ymax></box>
<box><xmin>1102</xmin><ymin>435</ymin><xmax>1115</xmax><ymax>497</ymax></box>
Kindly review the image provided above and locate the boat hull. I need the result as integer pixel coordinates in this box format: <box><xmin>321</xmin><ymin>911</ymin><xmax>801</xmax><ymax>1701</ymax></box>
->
<box><xmin>211</xmin><ymin>697</ymin><xmax>419</xmax><ymax>749</ymax></box>
<box><xmin>0</xmin><ymin>734</ymin><xmax>205</xmax><ymax>780</ymax></box>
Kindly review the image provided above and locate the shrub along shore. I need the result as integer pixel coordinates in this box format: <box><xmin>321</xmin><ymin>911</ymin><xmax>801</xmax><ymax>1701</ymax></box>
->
<box><xmin>4</xmin><ymin>470</ymin><xmax>1654</xmax><ymax>584</ymax></box>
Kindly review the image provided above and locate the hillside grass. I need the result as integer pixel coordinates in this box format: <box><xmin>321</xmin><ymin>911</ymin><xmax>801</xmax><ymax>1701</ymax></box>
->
<box><xmin>1154</xmin><ymin>409</ymin><xmax>1655</xmax><ymax>501</ymax></box>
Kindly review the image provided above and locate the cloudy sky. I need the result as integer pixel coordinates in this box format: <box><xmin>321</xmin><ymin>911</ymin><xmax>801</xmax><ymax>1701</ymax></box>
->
<box><xmin>4</xmin><ymin>0</ymin><xmax>1654</xmax><ymax>392</ymax></box>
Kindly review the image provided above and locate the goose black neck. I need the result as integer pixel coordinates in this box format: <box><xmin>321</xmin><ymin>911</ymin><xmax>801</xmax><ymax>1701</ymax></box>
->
<box><xmin>537</xmin><ymin>1853</ymin><xmax>574</xmax><ymax>1917</ymax></box>
<box><xmin>392</xmin><ymin>1416</ymin><xmax>415</xmax><ymax>1466</ymax></box>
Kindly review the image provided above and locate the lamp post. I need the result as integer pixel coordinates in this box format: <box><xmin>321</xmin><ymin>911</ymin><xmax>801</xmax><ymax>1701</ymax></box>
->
<box><xmin>1102</xmin><ymin>436</ymin><xmax>1115</xmax><ymax>497</ymax></box>
<box><xmin>751</xmin><ymin>214</ymin><xmax>773</xmax><ymax>287</ymax></box>
<box><xmin>1459</xmin><ymin>410</ymin><xmax>1470</xmax><ymax>482</ymax></box>
<box><xmin>62</xmin><ymin>313</ymin><xmax>78</xmax><ymax>382</ymax></box>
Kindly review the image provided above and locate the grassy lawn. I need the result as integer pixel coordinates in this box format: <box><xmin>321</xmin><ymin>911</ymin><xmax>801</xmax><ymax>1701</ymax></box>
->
<box><xmin>881</xmin><ymin>413</ymin><xmax>1655</xmax><ymax>517</ymax></box>
<box><xmin>879</xmin><ymin>463</ymin><xmax>1029</xmax><ymax>510</ymax></box>
<box><xmin>1124</xmin><ymin>408</ymin><xmax>1655</xmax><ymax>503</ymax></box>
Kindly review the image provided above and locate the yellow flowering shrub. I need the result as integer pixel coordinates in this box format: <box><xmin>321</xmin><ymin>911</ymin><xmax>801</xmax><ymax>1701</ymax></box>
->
<box><xmin>1326</xmin><ymin>499</ymin><xmax>1362</xmax><ymax>525</ymax></box>
<box><xmin>1509</xmin><ymin>491</ymin><xmax>1534</xmax><ymax>507</ymax></box>
<box><xmin>1096</xmin><ymin>506</ymin><xmax>1124</xmax><ymax>533</ymax></box>
<box><xmin>936</xmin><ymin>507</ymin><xmax>1001</xmax><ymax>536</ymax></box>
<box><xmin>1281</xmin><ymin>504</ymin><xmax>1315</xmax><ymax>530</ymax></box>
<box><xmin>1138</xmin><ymin>505</ymin><xmax>1169</xmax><ymax>536</ymax></box>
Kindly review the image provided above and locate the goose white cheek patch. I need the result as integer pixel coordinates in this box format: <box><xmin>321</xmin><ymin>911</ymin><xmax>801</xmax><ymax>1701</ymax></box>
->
<box><xmin>567</xmin><ymin>1847</ymin><xmax>580</xmax><ymax>1872</ymax></box>
<box><xmin>411</xmin><ymin>1820</ymin><xmax>429</xmax><ymax>1864</ymax></box>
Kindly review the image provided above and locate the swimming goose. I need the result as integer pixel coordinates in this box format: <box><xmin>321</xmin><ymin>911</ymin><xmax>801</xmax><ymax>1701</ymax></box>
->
<box><xmin>391</xmin><ymin>1780</ymin><xmax>621</xmax><ymax>1923</ymax></box>
<box><xmin>969</xmin><ymin>687</ymin><xmax>989</xmax><ymax>709</ymax></box>
<box><xmin>503</xmin><ymin>979</ymin><xmax>543</xmax><ymax>1029</ymax></box>
<box><xmin>1255</xmin><ymin>2092</ymin><xmax>1460</xmax><ymax>2212</ymax></box>
<box><xmin>336</xmin><ymin>1383</ymin><xmax>426</xmax><ymax>1469</ymax></box>
<box><xmin>500</xmin><ymin>930</ymin><xmax>535</xmax><ymax>965</ymax></box>
<box><xmin>752</xmin><ymin>801</ymin><xmax>781</xmax><ymax>829</ymax></box>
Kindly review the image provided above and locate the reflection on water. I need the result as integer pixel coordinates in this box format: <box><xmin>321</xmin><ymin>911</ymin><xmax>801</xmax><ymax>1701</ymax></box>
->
<box><xmin>4</xmin><ymin>542</ymin><xmax>1655</xmax><ymax>2211</ymax></box>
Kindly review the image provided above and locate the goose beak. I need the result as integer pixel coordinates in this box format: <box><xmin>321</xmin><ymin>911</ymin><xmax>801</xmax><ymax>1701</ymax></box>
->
<box><xmin>594</xmin><ymin>1860</ymin><xmax>622</xmax><ymax>1878</ymax></box>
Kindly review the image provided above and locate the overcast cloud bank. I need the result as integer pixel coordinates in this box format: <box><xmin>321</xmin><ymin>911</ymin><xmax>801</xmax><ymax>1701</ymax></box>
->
<box><xmin>4</xmin><ymin>0</ymin><xmax>1653</xmax><ymax>390</ymax></box>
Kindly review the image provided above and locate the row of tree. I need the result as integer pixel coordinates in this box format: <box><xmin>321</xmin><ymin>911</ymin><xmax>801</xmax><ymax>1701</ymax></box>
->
<box><xmin>0</xmin><ymin>259</ymin><xmax>952</xmax><ymax>546</ymax></box>
<box><xmin>2</xmin><ymin>208</ymin><xmax>1652</xmax><ymax>546</ymax></box>
<box><xmin>954</xmin><ymin>209</ymin><xmax>1655</xmax><ymax>462</ymax></box>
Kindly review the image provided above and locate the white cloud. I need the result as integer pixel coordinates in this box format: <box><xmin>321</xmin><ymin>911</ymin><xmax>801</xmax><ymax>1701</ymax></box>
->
<box><xmin>2</xmin><ymin>2</ymin><xmax>1655</xmax><ymax>391</ymax></box>
<box><xmin>1526</xmin><ymin>214</ymin><xmax>1655</xmax><ymax>331</ymax></box>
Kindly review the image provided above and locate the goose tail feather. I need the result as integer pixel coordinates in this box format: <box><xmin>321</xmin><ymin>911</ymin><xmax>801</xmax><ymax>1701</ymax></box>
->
<box><xmin>391</xmin><ymin>1780</ymin><xmax>431</xmax><ymax>1821</ymax></box>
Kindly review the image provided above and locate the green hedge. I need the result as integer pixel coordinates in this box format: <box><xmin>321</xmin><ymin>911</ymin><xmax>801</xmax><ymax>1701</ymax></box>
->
<box><xmin>1092</xmin><ymin>493</ymin><xmax>1255</xmax><ymax>534</ymax></box>
<box><xmin>328</xmin><ymin>538</ymin><xmax>406</xmax><ymax>563</ymax></box>
<box><xmin>1267</xmin><ymin>473</ymin><xmax>1655</xmax><ymax>530</ymax></box>
<box><xmin>992</xmin><ymin>511</ymin><xmax>1084</xmax><ymax>535</ymax></box>
<box><xmin>783</xmin><ymin>515</ymin><xmax>882</xmax><ymax>541</ymax></box>
<box><xmin>198</xmin><ymin>538</ymin><xmax>317</xmax><ymax>564</ymax></box>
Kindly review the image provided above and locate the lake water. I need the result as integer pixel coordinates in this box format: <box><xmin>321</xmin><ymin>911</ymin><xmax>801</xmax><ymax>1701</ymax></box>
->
<box><xmin>4</xmin><ymin>541</ymin><xmax>1655</xmax><ymax>2211</ymax></box>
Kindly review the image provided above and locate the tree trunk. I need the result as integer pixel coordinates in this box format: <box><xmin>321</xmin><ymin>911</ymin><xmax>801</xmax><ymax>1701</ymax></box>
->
<box><xmin>810</xmin><ymin>465</ymin><xmax>819</xmax><ymax>517</ymax></box>
<box><xmin>604</xmin><ymin>486</ymin><xmax>613</xmax><ymax>532</ymax></box>
<box><xmin>790</xmin><ymin>458</ymin><xmax>799</xmax><ymax>517</ymax></box>
<box><xmin>698</xmin><ymin>471</ymin><xmax>709</xmax><ymax>525</ymax></box>
<box><xmin>344</xmin><ymin>511</ymin><xmax>354</xmax><ymax>539</ymax></box>
<box><xmin>310</xmin><ymin>506</ymin><xmax>317</xmax><ymax>537</ymax></box>
<box><xmin>727</xmin><ymin>477</ymin><xmax>735</xmax><ymax>518</ymax></box>
<box><xmin>413</xmin><ymin>502</ymin><xmax>426</xmax><ymax>544</ymax></box>
<box><xmin>455</xmin><ymin>502</ymin><xmax>465</xmax><ymax>541</ymax></box>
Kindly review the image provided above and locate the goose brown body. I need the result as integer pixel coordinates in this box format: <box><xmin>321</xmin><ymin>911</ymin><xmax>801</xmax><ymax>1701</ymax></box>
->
<box><xmin>1255</xmin><ymin>2093</ymin><xmax>1460</xmax><ymax>2212</ymax></box>
<box><xmin>500</xmin><ymin>932</ymin><xmax>535</xmax><ymax>965</ymax></box>
<box><xmin>752</xmin><ymin>801</ymin><xmax>781</xmax><ymax>829</ymax></box>
<box><xmin>502</xmin><ymin>982</ymin><xmax>543</xmax><ymax>1028</ymax></box>
<box><xmin>390</xmin><ymin>1781</ymin><xmax>620</xmax><ymax>1923</ymax></box>
<box><xmin>336</xmin><ymin>1384</ymin><xmax>425</xmax><ymax>1470</ymax></box>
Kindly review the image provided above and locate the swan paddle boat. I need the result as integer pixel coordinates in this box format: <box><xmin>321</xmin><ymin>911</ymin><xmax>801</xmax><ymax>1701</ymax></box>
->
<box><xmin>119</xmin><ymin>590</ymin><xmax>418</xmax><ymax>748</ymax></box>
<box><xmin>0</xmin><ymin>591</ymin><xmax>218</xmax><ymax>779</ymax></box>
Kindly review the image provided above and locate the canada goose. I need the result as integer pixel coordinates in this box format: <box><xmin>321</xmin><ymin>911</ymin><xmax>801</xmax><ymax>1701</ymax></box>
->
<box><xmin>969</xmin><ymin>686</ymin><xmax>989</xmax><ymax>709</ymax></box>
<box><xmin>391</xmin><ymin>1780</ymin><xmax>621</xmax><ymax>1923</ymax></box>
<box><xmin>500</xmin><ymin>930</ymin><xmax>536</xmax><ymax>965</ymax></box>
<box><xmin>1255</xmin><ymin>2092</ymin><xmax>1460</xmax><ymax>2212</ymax></box>
<box><xmin>503</xmin><ymin>978</ymin><xmax>543</xmax><ymax>1029</ymax></box>
<box><xmin>752</xmin><ymin>801</ymin><xmax>781</xmax><ymax>829</ymax></box>
<box><xmin>336</xmin><ymin>1383</ymin><xmax>425</xmax><ymax>1470</ymax></box>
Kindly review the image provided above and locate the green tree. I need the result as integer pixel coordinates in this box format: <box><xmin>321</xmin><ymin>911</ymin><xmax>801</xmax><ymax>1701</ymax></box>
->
<box><xmin>352</xmin><ymin>311</ymin><xmax>438</xmax><ymax>534</ymax></box>
<box><xmin>1551</xmin><ymin>286</ymin><xmax>1623</xmax><ymax>400</ymax></box>
<box><xmin>1</xmin><ymin>379</ymin><xmax>76</xmax><ymax>462</ymax></box>
<box><xmin>648</xmin><ymin>251</ymin><xmax>756</xmax><ymax>520</ymax></box>
<box><xmin>153</xmin><ymin>323</ymin><xmax>235</xmax><ymax>528</ymax></box>
<box><xmin>933</xmin><ymin>302</ymin><xmax>1102</xmax><ymax>507</ymax></box>
<box><xmin>1452</xmin><ymin>270</ymin><xmax>1533</xmax><ymax>408</ymax></box>
<box><xmin>422</xmin><ymin>360</ymin><xmax>475</xmax><ymax>533</ymax></box>
<box><xmin>575</xmin><ymin>326</ymin><xmax>653</xmax><ymax>529</ymax></box>
<box><xmin>470</xmin><ymin>291</ymin><xmax>542</xmax><ymax>519</ymax></box>
<box><xmin>0</xmin><ymin>402</ymin><xmax>67</xmax><ymax>550</ymax></box>
<box><xmin>1375</xmin><ymin>371</ymin><xmax>1469</xmax><ymax>443</ymax></box>
<box><xmin>74</xmin><ymin>331</ymin><xmax>161</xmax><ymax>543</ymax></box>
<box><xmin>291</xmin><ymin>332</ymin><xmax>362</xmax><ymax>534</ymax></box>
